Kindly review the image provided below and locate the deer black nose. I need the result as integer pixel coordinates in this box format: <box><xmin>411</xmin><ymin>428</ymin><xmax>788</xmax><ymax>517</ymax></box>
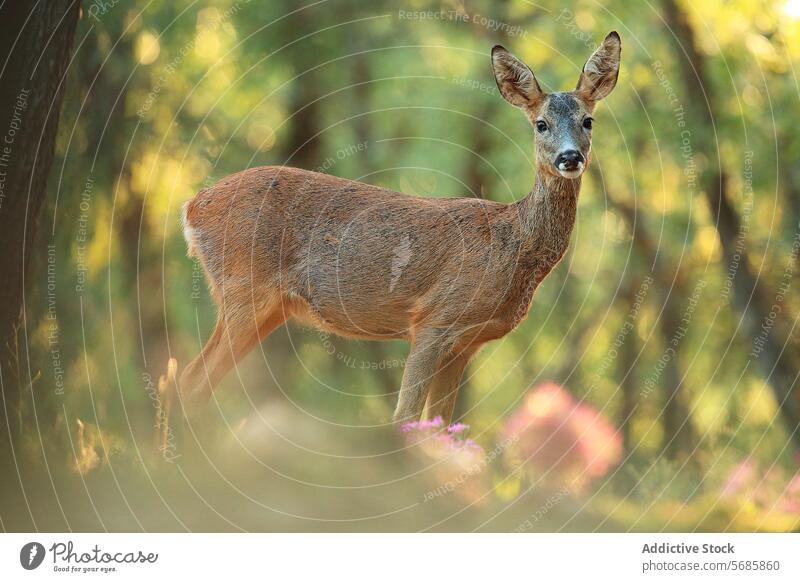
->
<box><xmin>555</xmin><ymin>150</ymin><xmax>584</xmax><ymax>171</ymax></box>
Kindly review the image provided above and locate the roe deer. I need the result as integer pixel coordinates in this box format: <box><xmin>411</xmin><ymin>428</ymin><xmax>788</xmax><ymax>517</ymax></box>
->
<box><xmin>179</xmin><ymin>32</ymin><xmax>621</xmax><ymax>424</ymax></box>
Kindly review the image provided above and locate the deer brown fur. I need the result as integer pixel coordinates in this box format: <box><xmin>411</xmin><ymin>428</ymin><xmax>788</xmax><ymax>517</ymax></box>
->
<box><xmin>179</xmin><ymin>32</ymin><xmax>621</xmax><ymax>424</ymax></box>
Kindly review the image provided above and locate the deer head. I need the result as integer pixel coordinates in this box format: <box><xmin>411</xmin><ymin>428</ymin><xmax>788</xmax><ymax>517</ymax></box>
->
<box><xmin>491</xmin><ymin>31</ymin><xmax>621</xmax><ymax>179</ymax></box>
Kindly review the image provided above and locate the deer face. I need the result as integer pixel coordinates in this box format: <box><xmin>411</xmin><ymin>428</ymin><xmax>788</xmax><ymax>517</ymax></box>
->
<box><xmin>491</xmin><ymin>32</ymin><xmax>621</xmax><ymax>180</ymax></box>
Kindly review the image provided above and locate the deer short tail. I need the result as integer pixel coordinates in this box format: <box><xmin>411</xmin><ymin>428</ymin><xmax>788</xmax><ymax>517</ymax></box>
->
<box><xmin>181</xmin><ymin>198</ymin><xmax>201</xmax><ymax>258</ymax></box>
<box><xmin>180</xmin><ymin>192</ymin><xmax>229</xmax><ymax>306</ymax></box>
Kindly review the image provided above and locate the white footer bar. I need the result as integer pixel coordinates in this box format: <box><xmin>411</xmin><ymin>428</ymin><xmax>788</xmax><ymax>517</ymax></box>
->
<box><xmin>1</xmin><ymin>533</ymin><xmax>798</xmax><ymax>581</ymax></box>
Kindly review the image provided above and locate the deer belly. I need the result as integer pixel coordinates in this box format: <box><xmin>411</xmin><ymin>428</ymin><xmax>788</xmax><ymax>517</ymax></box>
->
<box><xmin>288</xmin><ymin>226</ymin><xmax>437</xmax><ymax>339</ymax></box>
<box><xmin>288</xmin><ymin>282</ymin><xmax>413</xmax><ymax>340</ymax></box>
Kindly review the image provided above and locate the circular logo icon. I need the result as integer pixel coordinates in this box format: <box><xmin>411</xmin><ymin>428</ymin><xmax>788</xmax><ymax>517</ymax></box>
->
<box><xmin>20</xmin><ymin>542</ymin><xmax>45</xmax><ymax>570</ymax></box>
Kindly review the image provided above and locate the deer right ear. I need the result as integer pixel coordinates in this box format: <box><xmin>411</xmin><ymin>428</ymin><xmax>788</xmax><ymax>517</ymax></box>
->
<box><xmin>575</xmin><ymin>31</ymin><xmax>621</xmax><ymax>102</ymax></box>
<box><xmin>491</xmin><ymin>45</ymin><xmax>544</xmax><ymax>108</ymax></box>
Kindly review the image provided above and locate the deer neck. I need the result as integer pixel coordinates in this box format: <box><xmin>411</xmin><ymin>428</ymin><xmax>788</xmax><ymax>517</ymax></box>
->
<box><xmin>515</xmin><ymin>171</ymin><xmax>581</xmax><ymax>269</ymax></box>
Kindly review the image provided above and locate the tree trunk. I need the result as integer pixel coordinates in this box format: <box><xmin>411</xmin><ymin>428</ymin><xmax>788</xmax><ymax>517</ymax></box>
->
<box><xmin>0</xmin><ymin>1</ymin><xmax>80</xmax><ymax>447</ymax></box>
<box><xmin>282</xmin><ymin>11</ymin><xmax>324</xmax><ymax>170</ymax></box>
<box><xmin>658</xmin><ymin>295</ymin><xmax>696</xmax><ymax>458</ymax></box>
<box><xmin>661</xmin><ymin>0</ymin><xmax>800</xmax><ymax>451</ymax></box>
<box><xmin>592</xmin><ymin>163</ymin><xmax>696</xmax><ymax>457</ymax></box>
<box><xmin>619</xmin><ymin>294</ymin><xmax>638</xmax><ymax>452</ymax></box>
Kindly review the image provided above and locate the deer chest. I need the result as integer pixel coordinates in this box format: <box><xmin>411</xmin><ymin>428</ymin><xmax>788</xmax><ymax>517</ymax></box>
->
<box><xmin>502</xmin><ymin>248</ymin><xmax>568</xmax><ymax>330</ymax></box>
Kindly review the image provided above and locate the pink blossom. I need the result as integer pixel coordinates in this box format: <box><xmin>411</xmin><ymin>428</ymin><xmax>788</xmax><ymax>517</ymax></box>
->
<box><xmin>401</xmin><ymin>416</ymin><xmax>482</xmax><ymax>454</ymax></box>
<box><xmin>447</xmin><ymin>423</ymin><xmax>469</xmax><ymax>434</ymax></box>
<box><xmin>721</xmin><ymin>459</ymin><xmax>757</xmax><ymax>498</ymax></box>
<box><xmin>400</xmin><ymin>415</ymin><xmax>444</xmax><ymax>433</ymax></box>
<box><xmin>720</xmin><ymin>460</ymin><xmax>800</xmax><ymax>516</ymax></box>
<box><xmin>502</xmin><ymin>382</ymin><xmax>623</xmax><ymax>488</ymax></box>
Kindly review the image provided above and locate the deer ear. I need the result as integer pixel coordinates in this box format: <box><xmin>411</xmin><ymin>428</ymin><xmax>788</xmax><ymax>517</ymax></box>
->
<box><xmin>491</xmin><ymin>45</ymin><xmax>544</xmax><ymax>108</ymax></box>
<box><xmin>575</xmin><ymin>31</ymin><xmax>621</xmax><ymax>102</ymax></box>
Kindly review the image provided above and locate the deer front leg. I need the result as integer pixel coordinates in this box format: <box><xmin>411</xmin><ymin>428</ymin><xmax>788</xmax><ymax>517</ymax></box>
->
<box><xmin>424</xmin><ymin>348</ymin><xmax>476</xmax><ymax>425</ymax></box>
<box><xmin>393</xmin><ymin>329</ymin><xmax>451</xmax><ymax>424</ymax></box>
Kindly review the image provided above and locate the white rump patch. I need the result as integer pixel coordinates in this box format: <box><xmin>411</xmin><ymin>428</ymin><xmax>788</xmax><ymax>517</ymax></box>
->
<box><xmin>182</xmin><ymin>200</ymin><xmax>198</xmax><ymax>257</ymax></box>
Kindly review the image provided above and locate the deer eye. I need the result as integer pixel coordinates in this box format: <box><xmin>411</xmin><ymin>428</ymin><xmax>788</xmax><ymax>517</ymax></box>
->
<box><xmin>582</xmin><ymin>117</ymin><xmax>593</xmax><ymax>130</ymax></box>
<box><xmin>535</xmin><ymin>120</ymin><xmax>548</xmax><ymax>133</ymax></box>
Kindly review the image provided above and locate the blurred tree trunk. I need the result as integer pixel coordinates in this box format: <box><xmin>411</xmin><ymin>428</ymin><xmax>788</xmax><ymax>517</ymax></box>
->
<box><xmin>661</xmin><ymin>0</ymin><xmax>800</xmax><ymax>451</ymax></box>
<box><xmin>464</xmin><ymin>102</ymin><xmax>493</xmax><ymax>200</ymax></box>
<box><xmin>283</xmin><ymin>11</ymin><xmax>323</xmax><ymax>169</ymax></box>
<box><xmin>776</xmin><ymin>129</ymin><xmax>800</xmax><ymax>237</ymax></box>
<box><xmin>597</xmin><ymin>164</ymin><xmax>696</xmax><ymax>458</ymax></box>
<box><xmin>658</xmin><ymin>294</ymin><xmax>696</xmax><ymax>457</ymax></box>
<box><xmin>551</xmin><ymin>274</ymin><xmax>606</xmax><ymax>386</ymax></box>
<box><xmin>0</xmin><ymin>1</ymin><xmax>80</xmax><ymax>447</ymax></box>
<box><xmin>96</xmin><ymin>47</ymin><xmax>165</xmax><ymax>373</ymax></box>
<box><xmin>618</xmin><ymin>286</ymin><xmax>639</xmax><ymax>451</ymax></box>
<box><xmin>285</xmin><ymin>79</ymin><xmax>322</xmax><ymax>168</ymax></box>
<box><xmin>76</xmin><ymin>26</ymin><xmax>162</xmax><ymax>370</ymax></box>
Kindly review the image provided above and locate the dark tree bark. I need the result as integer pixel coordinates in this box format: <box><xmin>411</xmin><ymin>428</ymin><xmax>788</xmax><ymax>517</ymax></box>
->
<box><xmin>658</xmin><ymin>295</ymin><xmax>697</xmax><ymax>458</ymax></box>
<box><xmin>0</xmin><ymin>1</ymin><xmax>80</xmax><ymax>446</ymax></box>
<box><xmin>776</xmin><ymin>129</ymin><xmax>800</xmax><ymax>236</ymax></box>
<box><xmin>597</xmin><ymin>167</ymin><xmax>696</xmax><ymax>458</ymax></box>
<box><xmin>464</xmin><ymin>101</ymin><xmax>494</xmax><ymax>201</ymax></box>
<box><xmin>661</xmin><ymin>0</ymin><xmax>800</xmax><ymax>451</ymax></box>
<box><xmin>282</xmin><ymin>10</ymin><xmax>324</xmax><ymax>169</ymax></box>
<box><xmin>618</xmin><ymin>289</ymin><xmax>639</xmax><ymax>452</ymax></box>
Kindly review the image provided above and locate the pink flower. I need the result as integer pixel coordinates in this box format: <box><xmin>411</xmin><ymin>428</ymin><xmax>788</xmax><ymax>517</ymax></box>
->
<box><xmin>502</xmin><ymin>382</ymin><xmax>623</xmax><ymax>489</ymax></box>
<box><xmin>400</xmin><ymin>416</ymin><xmax>444</xmax><ymax>433</ymax></box>
<box><xmin>721</xmin><ymin>459</ymin><xmax>757</xmax><ymax>498</ymax></box>
<box><xmin>401</xmin><ymin>416</ymin><xmax>487</xmax><ymax>502</ymax></box>
<box><xmin>447</xmin><ymin>423</ymin><xmax>469</xmax><ymax>434</ymax></box>
<box><xmin>780</xmin><ymin>473</ymin><xmax>800</xmax><ymax>513</ymax></box>
<box><xmin>400</xmin><ymin>415</ymin><xmax>444</xmax><ymax>433</ymax></box>
<box><xmin>720</xmin><ymin>460</ymin><xmax>800</xmax><ymax>516</ymax></box>
<box><xmin>401</xmin><ymin>416</ymin><xmax>482</xmax><ymax>456</ymax></box>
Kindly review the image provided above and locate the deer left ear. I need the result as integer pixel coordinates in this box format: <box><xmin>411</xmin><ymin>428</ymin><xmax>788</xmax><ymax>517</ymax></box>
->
<box><xmin>491</xmin><ymin>45</ymin><xmax>545</xmax><ymax>109</ymax></box>
<box><xmin>575</xmin><ymin>31</ymin><xmax>621</xmax><ymax>102</ymax></box>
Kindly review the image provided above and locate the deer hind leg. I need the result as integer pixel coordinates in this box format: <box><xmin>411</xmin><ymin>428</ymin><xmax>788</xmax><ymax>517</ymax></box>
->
<box><xmin>424</xmin><ymin>348</ymin><xmax>476</xmax><ymax>425</ymax></box>
<box><xmin>179</xmin><ymin>293</ymin><xmax>286</xmax><ymax>410</ymax></box>
<box><xmin>393</xmin><ymin>328</ymin><xmax>454</xmax><ymax>424</ymax></box>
